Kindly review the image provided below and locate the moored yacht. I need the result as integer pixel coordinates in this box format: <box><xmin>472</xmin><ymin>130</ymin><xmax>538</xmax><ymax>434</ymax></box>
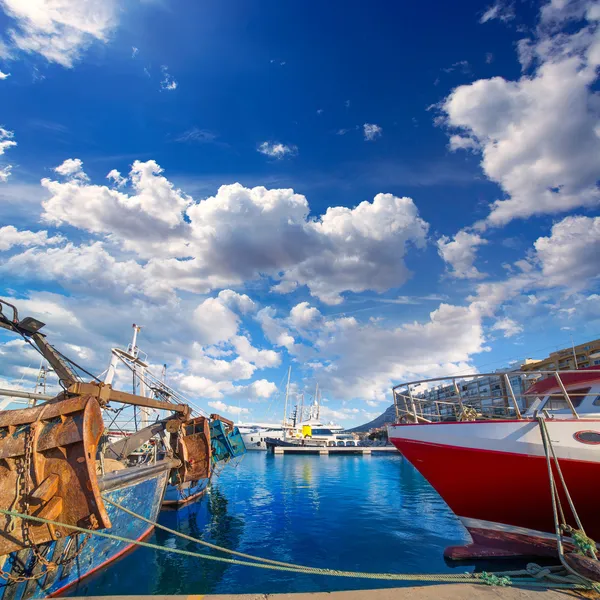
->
<box><xmin>238</xmin><ymin>422</ymin><xmax>287</xmax><ymax>450</ymax></box>
<box><xmin>240</xmin><ymin>369</ymin><xmax>345</xmax><ymax>449</ymax></box>
<box><xmin>388</xmin><ymin>368</ymin><xmax>600</xmax><ymax>560</ymax></box>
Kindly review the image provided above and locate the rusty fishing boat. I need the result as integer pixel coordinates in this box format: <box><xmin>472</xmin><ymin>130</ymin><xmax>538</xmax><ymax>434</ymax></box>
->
<box><xmin>0</xmin><ymin>299</ymin><xmax>245</xmax><ymax>598</ymax></box>
<box><xmin>101</xmin><ymin>324</ymin><xmax>245</xmax><ymax>507</ymax></box>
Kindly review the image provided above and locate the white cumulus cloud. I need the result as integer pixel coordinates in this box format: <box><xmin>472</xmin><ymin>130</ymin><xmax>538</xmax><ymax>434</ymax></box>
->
<box><xmin>363</xmin><ymin>123</ymin><xmax>382</xmax><ymax>141</ymax></box>
<box><xmin>0</xmin><ymin>225</ymin><xmax>62</xmax><ymax>252</ymax></box>
<box><xmin>217</xmin><ymin>289</ymin><xmax>256</xmax><ymax>314</ymax></box>
<box><xmin>54</xmin><ymin>158</ymin><xmax>89</xmax><ymax>181</ymax></box>
<box><xmin>38</xmin><ymin>164</ymin><xmax>430</xmax><ymax>304</ymax></box>
<box><xmin>106</xmin><ymin>169</ymin><xmax>126</xmax><ymax>187</ymax></box>
<box><xmin>437</xmin><ymin>230</ymin><xmax>488</xmax><ymax>279</ymax></box>
<box><xmin>534</xmin><ymin>215</ymin><xmax>600</xmax><ymax>290</ymax></box>
<box><xmin>231</xmin><ymin>335</ymin><xmax>281</xmax><ymax>369</ymax></box>
<box><xmin>0</xmin><ymin>126</ymin><xmax>16</xmax><ymax>156</ymax></box>
<box><xmin>448</xmin><ymin>134</ymin><xmax>480</xmax><ymax>152</ymax></box>
<box><xmin>491</xmin><ymin>317</ymin><xmax>523</xmax><ymax>337</ymax></box>
<box><xmin>0</xmin><ymin>0</ymin><xmax>118</xmax><ymax>67</ymax></box>
<box><xmin>442</xmin><ymin>1</ymin><xmax>600</xmax><ymax>226</ymax></box>
<box><xmin>207</xmin><ymin>400</ymin><xmax>249</xmax><ymax>416</ymax></box>
<box><xmin>257</xmin><ymin>141</ymin><xmax>298</xmax><ymax>159</ymax></box>
<box><xmin>289</xmin><ymin>302</ymin><xmax>323</xmax><ymax>330</ymax></box>
<box><xmin>193</xmin><ymin>294</ymin><xmax>243</xmax><ymax>346</ymax></box>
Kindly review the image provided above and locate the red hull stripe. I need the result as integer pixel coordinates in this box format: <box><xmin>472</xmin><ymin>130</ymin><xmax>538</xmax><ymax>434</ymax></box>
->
<box><xmin>390</xmin><ymin>438</ymin><xmax>600</xmax><ymax>542</ymax></box>
<box><xmin>389</xmin><ymin>437</ymin><xmax>600</xmax><ymax>464</ymax></box>
<box><xmin>49</xmin><ymin>525</ymin><xmax>155</xmax><ymax>597</ymax></box>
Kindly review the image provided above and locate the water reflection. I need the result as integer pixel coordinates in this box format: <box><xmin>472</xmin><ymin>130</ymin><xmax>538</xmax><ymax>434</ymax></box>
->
<box><xmin>67</xmin><ymin>452</ymin><xmax>475</xmax><ymax>596</ymax></box>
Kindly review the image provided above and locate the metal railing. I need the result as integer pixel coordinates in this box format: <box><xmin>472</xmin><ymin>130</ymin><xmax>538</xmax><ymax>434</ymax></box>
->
<box><xmin>391</xmin><ymin>369</ymin><xmax>600</xmax><ymax>423</ymax></box>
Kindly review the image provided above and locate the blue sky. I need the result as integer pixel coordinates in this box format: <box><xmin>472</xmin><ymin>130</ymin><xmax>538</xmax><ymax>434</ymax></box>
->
<box><xmin>0</xmin><ymin>0</ymin><xmax>598</xmax><ymax>426</ymax></box>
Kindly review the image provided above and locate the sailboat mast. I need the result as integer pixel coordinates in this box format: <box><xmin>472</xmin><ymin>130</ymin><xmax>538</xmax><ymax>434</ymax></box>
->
<box><xmin>315</xmin><ymin>382</ymin><xmax>319</xmax><ymax>420</ymax></box>
<box><xmin>282</xmin><ymin>366</ymin><xmax>291</xmax><ymax>439</ymax></box>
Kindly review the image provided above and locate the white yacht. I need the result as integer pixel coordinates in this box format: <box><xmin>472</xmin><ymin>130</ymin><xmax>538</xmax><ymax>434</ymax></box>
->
<box><xmin>238</xmin><ymin>422</ymin><xmax>287</xmax><ymax>450</ymax></box>
<box><xmin>239</xmin><ymin>371</ymin><xmax>348</xmax><ymax>449</ymax></box>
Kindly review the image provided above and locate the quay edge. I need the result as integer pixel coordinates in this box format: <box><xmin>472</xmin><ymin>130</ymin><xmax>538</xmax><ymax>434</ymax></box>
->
<box><xmin>64</xmin><ymin>584</ymin><xmax>586</xmax><ymax>600</ymax></box>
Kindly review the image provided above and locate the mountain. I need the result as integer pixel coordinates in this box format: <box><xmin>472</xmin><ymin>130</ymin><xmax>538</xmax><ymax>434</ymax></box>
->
<box><xmin>347</xmin><ymin>404</ymin><xmax>396</xmax><ymax>432</ymax></box>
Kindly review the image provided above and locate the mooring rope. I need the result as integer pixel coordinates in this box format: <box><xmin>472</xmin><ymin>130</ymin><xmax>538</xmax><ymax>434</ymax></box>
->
<box><xmin>537</xmin><ymin>416</ymin><xmax>600</xmax><ymax>591</ymax></box>
<box><xmin>101</xmin><ymin>496</ymin><xmax>582</xmax><ymax>585</ymax></box>
<box><xmin>0</xmin><ymin>507</ymin><xmax>587</xmax><ymax>589</ymax></box>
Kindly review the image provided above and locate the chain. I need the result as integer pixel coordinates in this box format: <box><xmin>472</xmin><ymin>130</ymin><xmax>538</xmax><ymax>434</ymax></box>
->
<box><xmin>6</xmin><ymin>459</ymin><xmax>23</xmax><ymax>534</ymax></box>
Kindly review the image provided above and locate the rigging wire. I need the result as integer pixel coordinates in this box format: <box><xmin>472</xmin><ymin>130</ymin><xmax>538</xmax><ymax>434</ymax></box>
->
<box><xmin>112</xmin><ymin>351</ymin><xmax>208</xmax><ymax>417</ymax></box>
<box><xmin>53</xmin><ymin>347</ymin><xmax>102</xmax><ymax>383</ymax></box>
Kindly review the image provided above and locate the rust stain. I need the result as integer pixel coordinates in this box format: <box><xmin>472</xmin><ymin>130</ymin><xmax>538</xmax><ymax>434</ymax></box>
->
<box><xmin>0</xmin><ymin>396</ymin><xmax>110</xmax><ymax>556</ymax></box>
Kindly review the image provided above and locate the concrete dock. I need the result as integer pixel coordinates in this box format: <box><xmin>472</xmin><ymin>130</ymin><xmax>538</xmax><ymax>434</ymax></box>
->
<box><xmin>271</xmin><ymin>446</ymin><xmax>399</xmax><ymax>455</ymax></box>
<box><xmin>66</xmin><ymin>584</ymin><xmax>588</xmax><ymax>599</ymax></box>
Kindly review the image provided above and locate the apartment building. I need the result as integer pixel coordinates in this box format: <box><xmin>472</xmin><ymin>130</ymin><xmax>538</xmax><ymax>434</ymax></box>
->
<box><xmin>521</xmin><ymin>338</ymin><xmax>600</xmax><ymax>373</ymax></box>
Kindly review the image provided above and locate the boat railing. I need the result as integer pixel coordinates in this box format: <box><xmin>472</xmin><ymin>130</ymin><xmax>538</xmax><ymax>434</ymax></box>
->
<box><xmin>391</xmin><ymin>369</ymin><xmax>600</xmax><ymax>422</ymax></box>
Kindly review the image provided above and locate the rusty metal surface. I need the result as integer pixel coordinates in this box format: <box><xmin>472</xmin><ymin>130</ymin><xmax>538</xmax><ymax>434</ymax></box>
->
<box><xmin>0</xmin><ymin>396</ymin><xmax>110</xmax><ymax>556</ymax></box>
<box><xmin>0</xmin><ymin>396</ymin><xmax>88</xmax><ymax>427</ymax></box>
<box><xmin>210</xmin><ymin>413</ymin><xmax>234</xmax><ymax>432</ymax></box>
<box><xmin>65</xmin><ymin>382</ymin><xmax>191</xmax><ymax>416</ymax></box>
<box><xmin>173</xmin><ymin>417</ymin><xmax>212</xmax><ymax>483</ymax></box>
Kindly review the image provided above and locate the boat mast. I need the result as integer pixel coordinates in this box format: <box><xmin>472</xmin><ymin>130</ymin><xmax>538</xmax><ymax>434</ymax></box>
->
<box><xmin>314</xmin><ymin>382</ymin><xmax>320</xmax><ymax>420</ymax></box>
<box><xmin>282</xmin><ymin>366</ymin><xmax>291</xmax><ymax>439</ymax></box>
<box><xmin>130</xmin><ymin>325</ymin><xmax>150</xmax><ymax>429</ymax></box>
<box><xmin>299</xmin><ymin>392</ymin><xmax>304</xmax><ymax>424</ymax></box>
<box><xmin>0</xmin><ymin>298</ymin><xmax>191</xmax><ymax>417</ymax></box>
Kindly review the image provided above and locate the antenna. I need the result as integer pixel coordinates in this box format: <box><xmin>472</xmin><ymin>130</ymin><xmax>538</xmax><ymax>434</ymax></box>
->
<box><xmin>129</xmin><ymin>324</ymin><xmax>142</xmax><ymax>358</ymax></box>
<box><xmin>570</xmin><ymin>335</ymin><xmax>579</xmax><ymax>369</ymax></box>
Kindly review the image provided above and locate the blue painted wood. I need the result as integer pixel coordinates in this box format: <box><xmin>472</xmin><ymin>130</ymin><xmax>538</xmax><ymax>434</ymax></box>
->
<box><xmin>210</xmin><ymin>422</ymin><xmax>246</xmax><ymax>462</ymax></box>
<box><xmin>0</xmin><ymin>470</ymin><xmax>168</xmax><ymax>600</ymax></box>
<box><xmin>163</xmin><ymin>478</ymin><xmax>209</xmax><ymax>507</ymax></box>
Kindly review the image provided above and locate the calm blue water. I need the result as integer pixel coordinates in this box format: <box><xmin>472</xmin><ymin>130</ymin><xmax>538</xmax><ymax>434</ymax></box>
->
<box><xmin>66</xmin><ymin>453</ymin><xmax>474</xmax><ymax>596</ymax></box>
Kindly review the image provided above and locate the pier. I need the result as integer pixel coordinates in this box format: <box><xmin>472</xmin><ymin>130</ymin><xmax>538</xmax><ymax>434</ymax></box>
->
<box><xmin>271</xmin><ymin>446</ymin><xmax>398</xmax><ymax>455</ymax></box>
<box><xmin>68</xmin><ymin>585</ymin><xmax>576</xmax><ymax>599</ymax></box>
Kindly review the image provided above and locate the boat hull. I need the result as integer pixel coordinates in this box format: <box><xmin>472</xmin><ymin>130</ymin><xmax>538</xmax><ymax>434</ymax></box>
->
<box><xmin>0</xmin><ymin>465</ymin><xmax>169</xmax><ymax>599</ymax></box>
<box><xmin>162</xmin><ymin>478</ymin><xmax>210</xmax><ymax>508</ymax></box>
<box><xmin>388</xmin><ymin>419</ymin><xmax>600</xmax><ymax>559</ymax></box>
<box><xmin>240</xmin><ymin>433</ymin><xmax>268</xmax><ymax>450</ymax></box>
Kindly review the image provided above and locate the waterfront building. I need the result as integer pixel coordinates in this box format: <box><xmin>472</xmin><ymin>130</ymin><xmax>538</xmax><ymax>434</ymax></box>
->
<box><xmin>414</xmin><ymin>368</ymin><xmax>531</xmax><ymax>413</ymax></box>
<box><xmin>521</xmin><ymin>338</ymin><xmax>600</xmax><ymax>374</ymax></box>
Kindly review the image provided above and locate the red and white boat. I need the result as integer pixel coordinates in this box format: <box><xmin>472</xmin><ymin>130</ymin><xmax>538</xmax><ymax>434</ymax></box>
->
<box><xmin>387</xmin><ymin>368</ymin><xmax>600</xmax><ymax>560</ymax></box>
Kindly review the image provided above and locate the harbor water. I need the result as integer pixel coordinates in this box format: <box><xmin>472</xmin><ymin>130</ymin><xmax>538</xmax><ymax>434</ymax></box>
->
<box><xmin>65</xmin><ymin>453</ymin><xmax>474</xmax><ymax>596</ymax></box>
